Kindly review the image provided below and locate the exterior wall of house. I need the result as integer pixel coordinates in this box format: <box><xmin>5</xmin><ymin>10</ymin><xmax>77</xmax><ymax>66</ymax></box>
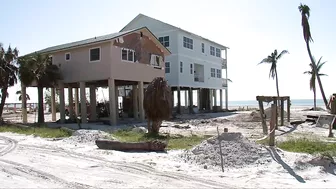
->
<box><xmin>176</xmin><ymin>30</ymin><xmax>225</xmax><ymax>89</ymax></box>
<box><xmin>52</xmin><ymin>42</ymin><xmax>112</xmax><ymax>83</ymax></box>
<box><xmin>52</xmin><ymin>33</ymin><xmax>165</xmax><ymax>84</ymax></box>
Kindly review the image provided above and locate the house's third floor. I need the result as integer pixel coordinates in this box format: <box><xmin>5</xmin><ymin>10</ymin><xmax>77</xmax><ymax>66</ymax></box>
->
<box><xmin>120</xmin><ymin>13</ymin><xmax>228</xmax><ymax>69</ymax></box>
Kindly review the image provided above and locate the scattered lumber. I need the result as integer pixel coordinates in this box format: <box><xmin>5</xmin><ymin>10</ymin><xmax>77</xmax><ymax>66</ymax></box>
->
<box><xmin>290</xmin><ymin>120</ymin><xmax>305</xmax><ymax>125</ymax></box>
<box><xmin>95</xmin><ymin>139</ymin><xmax>167</xmax><ymax>152</ymax></box>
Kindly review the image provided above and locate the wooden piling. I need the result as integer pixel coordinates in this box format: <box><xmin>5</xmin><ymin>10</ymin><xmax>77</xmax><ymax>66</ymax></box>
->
<box><xmin>270</xmin><ymin>104</ymin><xmax>276</xmax><ymax>146</ymax></box>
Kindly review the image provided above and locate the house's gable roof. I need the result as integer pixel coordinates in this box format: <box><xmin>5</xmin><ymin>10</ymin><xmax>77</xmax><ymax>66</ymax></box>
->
<box><xmin>31</xmin><ymin>27</ymin><xmax>171</xmax><ymax>55</ymax></box>
<box><xmin>120</xmin><ymin>13</ymin><xmax>229</xmax><ymax>50</ymax></box>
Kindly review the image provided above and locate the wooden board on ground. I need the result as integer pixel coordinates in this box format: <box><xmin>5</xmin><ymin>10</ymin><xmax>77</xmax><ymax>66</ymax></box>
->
<box><xmin>95</xmin><ymin>139</ymin><xmax>167</xmax><ymax>152</ymax></box>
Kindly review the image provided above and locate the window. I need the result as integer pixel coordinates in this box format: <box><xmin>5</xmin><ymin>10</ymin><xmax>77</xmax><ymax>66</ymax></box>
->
<box><xmin>211</xmin><ymin>68</ymin><xmax>216</xmax><ymax>77</ymax></box>
<box><xmin>65</xmin><ymin>53</ymin><xmax>71</xmax><ymax>61</ymax></box>
<box><xmin>183</xmin><ymin>37</ymin><xmax>193</xmax><ymax>49</ymax></box>
<box><xmin>121</xmin><ymin>48</ymin><xmax>136</xmax><ymax>62</ymax></box>
<box><xmin>210</xmin><ymin>46</ymin><xmax>215</xmax><ymax>56</ymax></box>
<box><xmin>165</xmin><ymin>62</ymin><xmax>170</xmax><ymax>73</ymax></box>
<box><xmin>190</xmin><ymin>64</ymin><xmax>193</xmax><ymax>74</ymax></box>
<box><xmin>150</xmin><ymin>54</ymin><xmax>161</xmax><ymax>67</ymax></box>
<box><xmin>216</xmin><ymin>48</ymin><xmax>221</xmax><ymax>57</ymax></box>
<box><xmin>159</xmin><ymin>36</ymin><xmax>169</xmax><ymax>47</ymax></box>
<box><xmin>180</xmin><ymin>62</ymin><xmax>183</xmax><ymax>73</ymax></box>
<box><xmin>90</xmin><ymin>47</ymin><xmax>100</xmax><ymax>62</ymax></box>
<box><xmin>216</xmin><ymin>69</ymin><xmax>221</xmax><ymax>78</ymax></box>
<box><xmin>201</xmin><ymin>43</ymin><xmax>205</xmax><ymax>53</ymax></box>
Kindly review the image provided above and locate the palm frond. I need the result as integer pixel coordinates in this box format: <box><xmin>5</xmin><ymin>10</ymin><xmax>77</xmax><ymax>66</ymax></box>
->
<box><xmin>276</xmin><ymin>50</ymin><xmax>289</xmax><ymax>60</ymax></box>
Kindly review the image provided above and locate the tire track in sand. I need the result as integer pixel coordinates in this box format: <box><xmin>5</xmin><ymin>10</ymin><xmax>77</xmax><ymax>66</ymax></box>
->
<box><xmin>0</xmin><ymin>137</ymin><xmax>96</xmax><ymax>189</ymax></box>
<box><xmin>19</xmin><ymin>144</ymin><xmax>229</xmax><ymax>188</ymax></box>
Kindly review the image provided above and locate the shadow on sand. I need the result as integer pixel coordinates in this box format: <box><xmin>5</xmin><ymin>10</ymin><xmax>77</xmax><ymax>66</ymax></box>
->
<box><xmin>266</xmin><ymin>147</ymin><xmax>306</xmax><ymax>183</ymax></box>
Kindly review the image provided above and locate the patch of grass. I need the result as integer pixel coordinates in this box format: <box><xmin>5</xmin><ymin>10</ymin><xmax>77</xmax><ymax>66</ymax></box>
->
<box><xmin>0</xmin><ymin>125</ymin><xmax>73</xmax><ymax>138</ymax></box>
<box><xmin>111</xmin><ymin>129</ymin><xmax>210</xmax><ymax>150</ymax></box>
<box><xmin>277</xmin><ymin>138</ymin><xmax>336</xmax><ymax>156</ymax></box>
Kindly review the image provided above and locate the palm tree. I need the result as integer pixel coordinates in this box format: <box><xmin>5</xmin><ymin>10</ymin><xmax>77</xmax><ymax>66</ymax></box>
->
<box><xmin>18</xmin><ymin>53</ymin><xmax>62</xmax><ymax>123</ymax></box>
<box><xmin>299</xmin><ymin>4</ymin><xmax>329</xmax><ymax>110</ymax></box>
<box><xmin>258</xmin><ymin>49</ymin><xmax>289</xmax><ymax>99</ymax></box>
<box><xmin>143</xmin><ymin>77</ymin><xmax>172</xmax><ymax>134</ymax></box>
<box><xmin>0</xmin><ymin>44</ymin><xmax>19</xmax><ymax>119</ymax></box>
<box><xmin>16</xmin><ymin>90</ymin><xmax>30</xmax><ymax>101</ymax></box>
<box><xmin>303</xmin><ymin>57</ymin><xmax>327</xmax><ymax>111</ymax></box>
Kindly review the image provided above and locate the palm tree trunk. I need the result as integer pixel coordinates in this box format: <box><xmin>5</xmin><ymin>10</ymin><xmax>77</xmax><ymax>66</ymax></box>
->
<box><xmin>275</xmin><ymin>68</ymin><xmax>280</xmax><ymax>98</ymax></box>
<box><xmin>313</xmin><ymin>87</ymin><xmax>316</xmax><ymax>111</ymax></box>
<box><xmin>0</xmin><ymin>86</ymin><xmax>9</xmax><ymax>119</ymax></box>
<box><xmin>305</xmin><ymin>42</ymin><xmax>329</xmax><ymax>109</ymax></box>
<box><xmin>37</xmin><ymin>86</ymin><xmax>45</xmax><ymax>123</ymax></box>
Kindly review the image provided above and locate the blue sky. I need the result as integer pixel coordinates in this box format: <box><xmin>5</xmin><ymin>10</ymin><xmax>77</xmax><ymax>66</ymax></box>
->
<box><xmin>1</xmin><ymin>0</ymin><xmax>335</xmax><ymax>103</ymax></box>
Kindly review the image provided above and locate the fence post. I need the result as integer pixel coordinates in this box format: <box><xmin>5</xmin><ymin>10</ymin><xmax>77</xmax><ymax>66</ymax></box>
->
<box><xmin>269</xmin><ymin>104</ymin><xmax>276</xmax><ymax>146</ymax></box>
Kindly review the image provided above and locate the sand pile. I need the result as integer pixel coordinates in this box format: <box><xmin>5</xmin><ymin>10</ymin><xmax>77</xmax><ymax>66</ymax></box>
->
<box><xmin>179</xmin><ymin>132</ymin><xmax>272</xmax><ymax>170</ymax></box>
<box><xmin>61</xmin><ymin>130</ymin><xmax>113</xmax><ymax>145</ymax></box>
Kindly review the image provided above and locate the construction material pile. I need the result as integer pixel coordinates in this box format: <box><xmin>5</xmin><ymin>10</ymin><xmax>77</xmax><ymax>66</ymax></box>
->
<box><xmin>179</xmin><ymin>132</ymin><xmax>273</xmax><ymax>170</ymax></box>
<box><xmin>61</xmin><ymin>130</ymin><xmax>113</xmax><ymax>145</ymax></box>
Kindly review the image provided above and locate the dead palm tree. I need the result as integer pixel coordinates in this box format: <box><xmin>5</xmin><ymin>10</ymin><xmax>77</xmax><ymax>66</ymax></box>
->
<box><xmin>258</xmin><ymin>49</ymin><xmax>289</xmax><ymax>99</ymax></box>
<box><xmin>299</xmin><ymin>4</ymin><xmax>329</xmax><ymax>110</ymax></box>
<box><xmin>143</xmin><ymin>77</ymin><xmax>172</xmax><ymax>134</ymax></box>
<box><xmin>0</xmin><ymin>44</ymin><xmax>19</xmax><ymax>119</ymax></box>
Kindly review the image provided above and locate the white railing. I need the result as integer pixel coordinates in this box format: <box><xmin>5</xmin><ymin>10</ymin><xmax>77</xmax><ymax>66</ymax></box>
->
<box><xmin>222</xmin><ymin>58</ymin><xmax>227</xmax><ymax>69</ymax></box>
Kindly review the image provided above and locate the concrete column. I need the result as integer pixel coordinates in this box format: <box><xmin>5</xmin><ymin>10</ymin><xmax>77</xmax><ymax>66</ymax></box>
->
<box><xmin>108</xmin><ymin>78</ymin><xmax>117</xmax><ymax>125</ymax></box>
<box><xmin>68</xmin><ymin>86</ymin><xmax>74</xmax><ymax>120</ymax></box>
<box><xmin>59</xmin><ymin>82</ymin><xmax>65</xmax><ymax>123</ymax></box>
<box><xmin>209</xmin><ymin>89</ymin><xmax>213</xmax><ymax>110</ymax></box>
<box><xmin>220</xmin><ymin>89</ymin><xmax>223</xmax><ymax>110</ymax></box>
<box><xmin>90</xmin><ymin>86</ymin><xmax>97</xmax><ymax>121</ymax></box>
<box><xmin>74</xmin><ymin>88</ymin><xmax>79</xmax><ymax>115</ymax></box>
<box><xmin>21</xmin><ymin>84</ymin><xmax>27</xmax><ymax>123</ymax></box>
<box><xmin>214</xmin><ymin>89</ymin><xmax>217</xmax><ymax>107</ymax></box>
<box><xmin>184</xmin><ymin>90</ymin><xmax>188</xmax><ymax>107</ymax></box>
<box><xmin>138</xmin><ymin>81</ymin><xmax>145</xmax><ymax>121</ymax></box>
<box><xmin>177</xmin><ymin>87</ymin><xmax>181</xmax><ymax>114</ymax></box>
<box><xmin>197</xmin><ymin>89</ymin><xmax>201</xmax><ymax>111</ymax></box>
<box><xmin>115</xmin><ymin>86</ymin><xmax>119</xmax><ymax>119</ymax></box>
<box><xmin>133</xmin><ymin>85</ymin><xmax>139</xmax><ymax>119</ymax></box>
<box><xmin>225</xmin><ymin>88</ymin><xmax>229</xmax><ymax>110</ymax></box>
<box><xmin>188</xmin><ymin>88</ymin><xmax>194</xmax><ymax>114</ymax></box>
<box><xmin>80</xmin><ymin>82</ymin><xmax>87</xmax><ymax>123</ymax></box>
<box><xmin>51</xmin><ymin>88</ymin><xmax>56</xmax><ymax>121</ymax></box>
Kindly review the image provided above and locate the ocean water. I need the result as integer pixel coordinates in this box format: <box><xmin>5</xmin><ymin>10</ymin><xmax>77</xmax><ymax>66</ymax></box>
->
<box><xmin>228</xmin><ymin>99</ymin><xmax>324</xmax><ymax>107</ymax></box>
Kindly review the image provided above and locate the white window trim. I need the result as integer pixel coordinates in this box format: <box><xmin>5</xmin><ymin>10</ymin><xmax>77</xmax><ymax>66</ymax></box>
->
<box><xmin>150</xmin><ymin>54</ymin><xmax>162</xmax><ymax>68</ymax></box>
<box><xmin>121</xmin><ymin>48</ymin><xmax>136</xmax><ymax>63</ymax></box>
<box><xmin>65</xmin><ymin>52</ymin><xmax>71</xmax><ymax>61</ymax></box>
<box><xmin>201</xmin><ymin>43</ymin><xmax>205</xmax><ymax>53</ymax></box>
<box><xmin>89</xmin><ymin>46</ymin><xmax>101</xmax><ymax>63</ymax></box>
<box><xmin>211</xmin><ymin>68</ymin><xmax>216</xmax><ymax>77</ymax></box>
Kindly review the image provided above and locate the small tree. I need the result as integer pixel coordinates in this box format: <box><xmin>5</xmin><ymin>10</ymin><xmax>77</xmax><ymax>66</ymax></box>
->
<box><xmin>16</xmin><ymin>90</ymin><xmax>30</xmax><ymax>101</ymax></box>
<box><xmin>143</xmin><ymin>77</ymin><xmax>172</xmax><ymax>134</ymax></box>
<box><xmin>303</xmin><ymin>57</ymin><xmax>327</xmax><ymax>110</ymax></box>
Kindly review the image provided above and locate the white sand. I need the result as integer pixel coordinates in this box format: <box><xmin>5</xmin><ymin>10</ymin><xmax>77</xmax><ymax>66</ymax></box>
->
<box><xmin>0</xmin><ymin>108</ymin><xmax>336</xmax><ymax>188</ymax></box>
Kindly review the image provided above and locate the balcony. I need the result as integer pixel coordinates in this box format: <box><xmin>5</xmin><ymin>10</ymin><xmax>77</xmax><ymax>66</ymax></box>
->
<box><xmin>222</xmin><ymin>58</ymin><xmax>227</xmax><ymax>69</ymax></box>
<box><xmin>194</xmin><ymin>74</ymin><xmax>204</xmax><ymax>82</ymax></box>
<box><xmin>222</xmin><ymin>78</ymin><xmax>228</xmax><ymax>87</ymax></box>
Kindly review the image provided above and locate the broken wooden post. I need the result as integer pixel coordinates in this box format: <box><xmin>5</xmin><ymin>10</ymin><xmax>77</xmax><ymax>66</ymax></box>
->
<box><xmin>258</xmin><ymin>100</ymin><xmax>268</xmax><ymax>134</ymax></box>
<box><xmin>287</xmin><ymin>98</ymin><xmax>290</xmax><ymax>122</ymax></box>
<box><xmin>273</xmin><ymin>98</ymin><xmax>278</xmax><ymax>129</ymax></box>
<box><xmin>270</xmin><ymin>104</ymin><xmax>276</xmax><ymax>146</ymax></box>
<box><xmin>280</xmin><ymin>98</ymin><xmax>284</xmax><ymax>126</ymax></box>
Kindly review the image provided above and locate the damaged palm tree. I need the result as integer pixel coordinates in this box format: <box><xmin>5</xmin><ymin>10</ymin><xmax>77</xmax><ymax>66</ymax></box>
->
<box><xmin>143</xmin><ymin>77</ymin><xmax>172</xmax><ymax>134</ymax></box>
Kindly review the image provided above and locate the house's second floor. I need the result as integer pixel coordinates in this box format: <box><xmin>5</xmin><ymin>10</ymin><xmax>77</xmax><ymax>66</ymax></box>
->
<box><xmin>34</xmin><ymin>27</ymin><xmax>170</xmax><ymax>84</ymax></box>
<box><xmin>120</xmin><ymin>14</ymin><xmax>228</xmax><ymax>70</ymax></box>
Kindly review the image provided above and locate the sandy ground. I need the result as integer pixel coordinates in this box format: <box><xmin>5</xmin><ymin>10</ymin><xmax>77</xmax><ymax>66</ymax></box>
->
<box><xmin>0</xmin><ymin>107</ymin><xmax>336</xmax><ymax>188</ymax></box>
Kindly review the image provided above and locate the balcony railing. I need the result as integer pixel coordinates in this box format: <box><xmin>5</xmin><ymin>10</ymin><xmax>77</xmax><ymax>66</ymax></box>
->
<box><xmin>222</xmin><ymin>78</ymin><xmax>228</xmax><ymax>87</ymax></box>
<box><xmin>222</xmin><ymin>58</ymin><xmax>227</xmax><ymax>69</ymax></box>
<box><xmin>194</xmin><ymin>74</ymin><xmax>204</xmax><ymax>82</ymax></box>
